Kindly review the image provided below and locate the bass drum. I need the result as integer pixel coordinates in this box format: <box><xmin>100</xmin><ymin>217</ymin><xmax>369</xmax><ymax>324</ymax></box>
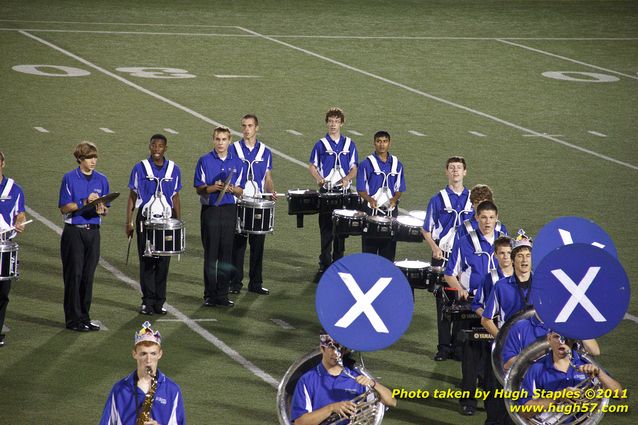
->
<box><xmin>277</xmin><ymin>349</ymin><xmax>385</xmax><ymax>425</ymax></box>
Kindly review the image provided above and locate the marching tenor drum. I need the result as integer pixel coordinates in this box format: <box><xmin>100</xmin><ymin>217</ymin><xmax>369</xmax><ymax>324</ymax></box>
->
<box><xmin>143</xmin><ymin>218</ymin><xmax>185</xmax><ymax>257</ymax></box>
<box><xmin>426</xmin><ymin>266</ymin><xmax>445</xmax><ymax>292</ymax></box>
<box><xmin>318</xmin><ymin>187</ymin><xmax>344</xmax><ymax>213</ymax></box>
<box><xmin>393</xmin><ymin>215</ymin><xmax>424</xmax><ymax>243</ymax></box>
<box><xmin>333</xmin><ymin>209</ymin><xmax>367</xmax><ymax>236</ymax></box>
<box><xmin>237</xmin><ymin>197</ymin><xmax>275</xmax><ymax>235</ymax></box>
<box><xmin>363</xmin><ymin>215</ymin><xmax>394</xmax><ymax>239</ymax></box>
<box><xmin>394</xmin><ymin>259</ymin><xmax>430</xmax><ymax>289</ymax></box>
<box><xmin>343</xmin><ymin>192</ymin><xmax>363</xmax><ymax>210</ymax></box>
<box><xmin>408</xmin><ymin>210</ymin><xmax>426</xmax><ymax>221</ymax></box>
<box><xmin>0</xmin><ymin>240</ymin><xmax>19</xmax><ymax>281</ymax></box>
<box><xmin>286</xmin><ymin>189</ymin><xmax>319</xmax><ymax>215</ymax></box>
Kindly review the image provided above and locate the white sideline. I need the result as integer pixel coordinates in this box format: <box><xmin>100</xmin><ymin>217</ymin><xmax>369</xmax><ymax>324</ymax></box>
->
<box><xmin>496</xmin><ymin>39</ymin><xmax>638</xmax><ymax>81</ymax></box>
<box><xmin>23</xmin><ymin>209</ymin><xmax>280</xmax><ymax>389</ymax></box>
<box><xmin>236</xmin><ymin>26</ymin><xmax>638</xmax><ymax>171</ymax></box>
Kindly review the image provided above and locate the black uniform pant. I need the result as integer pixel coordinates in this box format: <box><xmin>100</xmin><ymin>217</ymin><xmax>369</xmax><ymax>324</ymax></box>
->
<box><xmin>231</xmin><ymin>232</ymin><xmax>265</xmax><ymax>290</ymax></box>
<box><xmin>61</xmin><ymin>224</ymin><xmax>100</xmax><ymax>326</ymax></box>
<box><xmin>435</xmin><ymin>288</ymin><xmax>463</xmax><ymax>357</ymax></box>
<box><xmin>136</xmin><ymin>210</ymin><xmax>170</xmax><ymax>308</ymax></box>
<box><xmin>319</xmin><ymin>212</ymin><xmax>345</xmax><ymax>268</ymax></box>
<box><xmin>201</xmin><ymin>204</ymin><xmax>236</xmax><ymax>302</ymax></box>
<box><xmin>0</xmin><ymin>281</ymin><xmax>11</xmax><ymax>334</ymax></box>
<box><xmin>483</xmin><ymin>344</ymin><xmax>513</xmax><ymax>424</ymax></box>
<box><xmin>460</xmin><ymin>331</ymin><xmax>486</xmax><ymax>408</ymax></box>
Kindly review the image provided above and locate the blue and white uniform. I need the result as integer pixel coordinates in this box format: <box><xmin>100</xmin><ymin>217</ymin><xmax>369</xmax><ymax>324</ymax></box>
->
<box><xmin>193</xmin><ymin>150</ymin><xmax>245</xmax><ymax>206</ymax></box>
<box><xmin>356</xmin><ymin>152</ymin><xmax>405</xmax><ymax>205</ymax></box>
<box><xmin>128</xmin><ymin>157</ymin><xmax>182</xmax><ymax>219</ymax></box>
<box><xmin>519</xmin><ymin>352</ymin><xmax>588</xmax><ymax>405</ymax></box>
<box><xmin>99</xmin><ymin>369</ymin><xmax>185</xmax><ymax>425</ymax></box>
<box><xmin>0</xmin><ymin>176</ymin><xmax>25</xmax><ymax>239</ymax></box>
<box><xmin>482</xmin><ymin>274</ymin><xmax>534</xmax><ymax>328</ymax></box>
<box><xmin>445</xmin><ymin>229</ymin><xmax>503</xmax><ymax>293</ymax></box>
<box><xmin>310</xmin><ymin>134</ymin><xmax>358</xmax><ymax>269</ymax></box>
<box><xmin>58</xmin><ymin>168</ymin><xmax>110</xmax><ymax>224</ymax></box>
<box><xmin>422</xmin><ymin>186</ymin><xmax>472</xmax><ymax>254</ymax></box>
<box><xmin>230</xmin><ymin>139</ymin><xmax>272</xmax><ymax>196</ymax></box>
<box><xmin>290</xmin><ymin>362</ymin><xmax>366</xmax><ymax>423</ymax></box>
<box><xmin>472</xmin><ymin>268</ymin><xmax>505</xmax><ymax>312</ymax></box>
<box><xmin>309</xmin><ymin>134</ymin><xmax>358</xmax><ymax>185</ymax></box>
<box><xmin>229</xmin><ymin>139</ymin><xmax>274</xmax><ymax>292</ymax></box>
<box><xmin>502</xmin><ymin>315</ymin><xmax>549</xmax><ymax>365</ymax></box>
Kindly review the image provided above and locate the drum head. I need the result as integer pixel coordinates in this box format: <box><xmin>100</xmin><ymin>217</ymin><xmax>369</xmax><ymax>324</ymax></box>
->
<box><xmin>333</xmin><ymin>209</ymin><xmax>365</xmax><ymax>218</ymax></box>
<box><xmin>287</xmin><ymin>189</ymin><xmax>318</xmax><ymax>195</ymax></box>
<box><xmin>408</xmin><ymin>210</ymin><xmax>426</xmax><ymax>221</ymax></box>
<box><xmin>394</xmin><ymin>259</ymin><xmax>430</xmax><ymax>269</ymax></box>
<box><xmin>240</xmin><ymin>197</ymin><xmax>275</xmax><ymax>208</ymax></box>
<box><xmin>367</xmin><ymin>215</ymin><xmax>393</xmax><ymax>224</ymax></box>
<box><xmin>145</xmin><ymin>218</ymin><xmax>183</xmax><ymax>229</ymax></box>
<box><xmin>396</xmin><ymin>215</ymin><xmax>423</xmax><ymax>226</ymax></box>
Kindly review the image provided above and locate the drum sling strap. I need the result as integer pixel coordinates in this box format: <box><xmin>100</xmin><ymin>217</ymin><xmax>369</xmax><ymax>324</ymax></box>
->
<box><xmin>140</xmin><ymin>159</ymin><xmax>174</xmax><ymax>220</ymax></box>
<box><xmin>0</xmin><ymin>178</ymin><xmax>15</xmax><ymax>234</ymax></box>
<box><xmin>366</xmin><ymin>154</ymin><xmax>399</xmax><ymax>214</ymax></box>
<box><xmin>438</xmin><ymin>189</ymin><xmax>472</xmax><ymax>254</ymax></box>
<box><xmin>320</xmin><ymin>137</ymin><xmax>352</xmax><ymax>187</ymax></box>
<box><xmin>233</xmin><ymin>140</ymin><xmax>266</xmax><ymax>197</ymax></box>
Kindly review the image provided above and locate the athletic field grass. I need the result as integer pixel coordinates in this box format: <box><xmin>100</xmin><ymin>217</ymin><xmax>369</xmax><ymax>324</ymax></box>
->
<box><xmin>0</xmin><ymin>1</ymin><xmax>636</xmax><ymax>424</ymax></box>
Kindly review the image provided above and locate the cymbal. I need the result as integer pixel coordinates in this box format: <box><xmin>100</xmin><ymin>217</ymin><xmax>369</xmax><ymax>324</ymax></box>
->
<box><xmin>77</xmin><ymin>192</ymin><xmax>120</xmax><ymax>214</ymax></box>
<box><xmin>215</xmin><ymin>171</ymin><xmax>234</xmax><ymax>206</ymax></box>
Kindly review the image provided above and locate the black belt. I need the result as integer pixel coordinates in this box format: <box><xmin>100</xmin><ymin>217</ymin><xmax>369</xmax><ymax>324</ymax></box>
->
<box><xmin>66</xmin><ymin>223</ymin><xmax>100</xmax><ymax>230</ymax></box>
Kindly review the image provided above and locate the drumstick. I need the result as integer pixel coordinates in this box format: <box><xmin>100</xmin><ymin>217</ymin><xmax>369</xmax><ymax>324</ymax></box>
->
<box><xmin>125</xmin><ymin>236</ymin><xmax>132</xmax><ymax>265</ymax></box>
<box><xmin>0</xmin><ymin>219</ymin><xmax>33</xmax><ymax>235</ymax></box>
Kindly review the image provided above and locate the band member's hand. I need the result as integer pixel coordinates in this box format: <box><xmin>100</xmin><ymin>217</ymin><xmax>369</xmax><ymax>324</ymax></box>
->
<box><xmin>316</xmin><ymin>178</ymin><xmax>325</xmax><ymax>187</ymax></box>
<box><xmin>330</xmin><ymin>400</ymin><xmax>356</xmax><ymax>417</ymax></box>
<box><xmin>227</xmin><ymin>184</ymin><xmax>235</xmax><ymax>195</ymax></box>
<box><xmin>458</xmin><ymin>289</ymin><xmax>469</xmax><ymax>301</ymax></box>
<box><xmin>126</xmin><ymin>222</ymin><xmax>134</xmax><ymax>237</ymax></box>
<box><xmin>369</xmin><ymin>199</ymin><xmax>378</xmax><ymax>209</ymax></box>
<box><xmin>355</xmin><ymin>375</ymin><xmax>376</xmax><ymax>388</ymax></box>
<box><xmin>340</xmin><ymin>177</ymin><xmax>349</xmax><ymax>187</ymax></box>
<box><xmin>389</xmin><ymin>199</ymin><xmax>397</xmax><ymax>209</ymax></box>
<box><xmin>432</xmin><ymin>246</ymin><xmax>444</xmax><ymax>260</ymax></box>
<box><xmin>96</xmin><ymin>202</ymin><xmax>107</xmax><ymax>215</ymax></box>
<box><xmin>210</xmin><ymin>180</ymin><xmax>225</xmax><ymax>193</ymax></box>
<box><xmin>270</xmin><ymin>191</ymin><xmax>278</xmax><ymax>201</ymax></box>
<box><xmin>14</xmin><ymin>220</ymin><xmax>26</xmax><ymax>233</ymax></box>
<box><xmin>143</xmin><ymin>419</ymin><xmax>160</xmax><ymax>425</ymax></box>
<box><xmin>87</xmin><ymin>192</ymin><xmax>100</xmax><ymax>203</ymax></box>
<box><xmin>578</xmin><ymin>364</ymin><xmax>600</xmax><ymax>377</ymax></box>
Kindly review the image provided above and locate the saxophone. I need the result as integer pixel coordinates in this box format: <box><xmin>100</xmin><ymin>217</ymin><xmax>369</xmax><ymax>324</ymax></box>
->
<box><xmin>136</xmin><ymin>366</ymin><xmax>158</xmax><ymax>425</ymax></box>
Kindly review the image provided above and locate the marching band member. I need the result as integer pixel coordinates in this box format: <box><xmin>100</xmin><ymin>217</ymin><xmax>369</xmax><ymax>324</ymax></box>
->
<box><xmin>456</xmin><ymin>184</ymin><xmax>508</xmax><ymax>239</ymax></box>
<box><xmin>356</xmin><ymin>130</ymin><xmax>405</xmax><ymax>261</ymax></box>
<box><xmin>518</xmin><ymin>331</ymin><xmax>621</xmax><ymax>417</ymax></box>
<box><xmin>290</xmin><ymin>330</ymin><xmax>396</xmax><ymax>425</ymax></box>
<box><xmin>0</xmin><ymin>151</ymin><xmax>26</xmax><ymax>347</ymax></box>
<box><xmin>99</xmin><ymin>321</ymin><xmax>185</xmax><ymax>425</ymax></box>
<box><xmin>444</xmin><ymin>201</ymin><xmax>506</xmax><ymax>416</ymax></box>
<box><xmin>126</xmin><ymin>134</ymin><xmax>182</xmax><ymax>315</ymax></box>
<box><xmin>481</xmin><ymin>234</ymin><xmax>533</xmax><ymax>337</ymax></box>
<box><xmin>58</xmin><ymin>142</ymin><xmax>110</xmax><ymax>332</ymax></box>
<box><xmin>420</xmin><ymin>156</ymin><xmax>472</xmax><ymax>362</ymax></box>
<box><xmin>230</xmin><ymin>115</ymin><xmax>276</xmax><ymax>296</ymax></box>
<box><xmin>308</xmin><ymin>107</ymin><xmax>358</xmax><ymax>274</ymax></box>
<box><xmin>195</xmin><ymin>126</ymin><xmax>245</xmax><ymax>307</ymax></box>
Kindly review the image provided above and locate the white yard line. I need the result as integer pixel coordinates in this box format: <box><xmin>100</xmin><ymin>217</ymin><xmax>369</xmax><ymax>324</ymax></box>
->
<box><xmin>496</xmin><ymin>39</ymin><xmax>638</xmax><ymax>81</ymax></box>
<box><xmin>0</xmin><ymin>28</ymin><xmax>254</xmax><ymax>37</ymax></box>
<box><xmin>235</xmin><ymin>26</ymin><xmax>637</xmax><ymax>171</ymax></box>
<box><xmin>99</xmin><ymin>127</ymin><xmax>115</xmax><ymax>134</ymax></box>
<box><xmin>25</xmin><ymin>205</ymin><xmax>279</xmax><ymax>388</ymax></box>
<box><xmin>33</xmin><ymin>126</ymin><xmax>49</xmax><ymax>133</ymax></box>
<box><xmin>19</xmin><ymin>30</ymin><xmax>307</xmax><ymax>170</ymax></box>
<box><xmin>468</xmin><ymin>131</ymin><xmax>486</xmax><ymax>137</ymax></box>
<box><xmin>286</xmin><ymin>129</ymin><xmax>303</xmax><ymax>136</ymax></box>
<box><xmin>163</xmin><ymin>128</ymin><xmax>179</xmax><ymax>134</ymax></box>
<box><xmin>588</xmin><ymin>131</ymin><xmax>607</xmax><ymax>137</ymax></box>
<box><xmin>214</xmin><ymin>74</ymin><xmax>261</xmax><ymax>78</ymax></box>
<box><xmin>523</xmin><ymin>133</ymin><xmax>564</xmax><ymax>137</ymax></box>
<box><xmin>270</xmin><ymin>319</ymin><xmax>295</xmax><ymax>330</ymax></box>
<box><xmin>624</xmin><ymin>313</ymin><xmax>638</xmax><ymax>324</ymax></box>
<box><xmin>408</xmin><ymin>130</ymin><xmax>426</xmax><ymax>137</ymax></box>
<box><xmin>347</xmin><ymin>130</ymin><xmax>363</xmax><ymax>136</ymax></box>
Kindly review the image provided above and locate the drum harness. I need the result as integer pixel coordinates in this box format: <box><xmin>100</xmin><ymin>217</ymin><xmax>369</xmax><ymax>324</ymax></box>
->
<box><xmin>140</xmin><ymin>159</ymin><xmax>175</xmax><ymax>257</ymax></box>
<box><xmin>319</xmin><ymin>137</ymin><xmax>353</xmax><ymax>190</ymax></box>
<box><xmin>365</xmin><ymin>154</ymin><xmax>399</xmax><ymax>217</ymax></box>
<box><xmin>437</xmin><ymin>189</ymin><xmax>472</xmax><ymax>263</ymax></box>
<box><xmin>233</xmin><ymin>140</ymin><xmax>267</xmax><ymax>199</ymax></box>
<box><xmin>0</xmin><ymin>178</ymin><xmax>16</xmax><ymax>240</ymax></box>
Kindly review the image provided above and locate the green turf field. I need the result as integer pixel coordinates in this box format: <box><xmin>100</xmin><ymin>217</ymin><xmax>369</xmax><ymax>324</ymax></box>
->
<box><xmin>0</xmin><ymin>1</ymin><xmax>636</xmax><ymax>424</ymax></box>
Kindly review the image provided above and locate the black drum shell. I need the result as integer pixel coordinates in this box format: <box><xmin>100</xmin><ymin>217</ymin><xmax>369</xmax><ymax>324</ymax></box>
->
<box><xmin>395</xmin><ymin>261</ymin><xmax>431</xmax><ymax>289</ymax></box>
<box><xmin>238</xmin><ymin>198</ymin><xmax>275</xmax><ymax>234</ymax></box>
<box><xmin>363</xmin><ymin>215</ymin><xmax>394</xmax><ymax>238</ymax></box>
<box><xmin>392</xmin><ymin>215</ymin><xmax>424</xmax><ymax>243</ymax></box>
<box><xmin>0</xmin><ymin>241</ymin><xmax>19</xmax><ymax>280</ymax></box>
<box><xmin>332</xmin><ymin>209</ymin><xmax>366</xmax><ymax>236</ymax></box>
<box><xmin>286</xmin><ymin>190</ymin><xmax>319</xmax><ymax>215</ymax></box>
<box><xmin>143</xmin><ymin>219</ymin><xmax>185</xmax><ymax>255</ymax></box>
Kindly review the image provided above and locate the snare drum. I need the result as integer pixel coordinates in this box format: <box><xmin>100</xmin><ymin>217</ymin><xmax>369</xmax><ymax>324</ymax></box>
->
<box><xmin>332</xmin><ymin>209</ymin><xmax>366</xmax><ymax>236</ymax></box>
<box><xmin>393</xmin><ymin>215</ymin><xmax>424</xmax><ymax>242</ymax></box>
<box><xmin>363</xmin><ymin>215</ymin><xmax>394</xmax><ymax>238</ymax></box>
<box><xmin>408</xmin><ymin>210</ymin><xmax>426</xmax><ymax>221</ymax></box>
<box><xmin>286</xmin><ymin>189</ymin><xmax>319</xmax><ymax>215</ymax></box>
<box><xmin>238</xmin><ymin>197</ymin><xmax>275</xmax><ymax>234</ymax></box>
<box><xmin>318</xmin><ymin>189</ymin><xmax>344</xmax><ymax>213</ymax></box>
<box><xmin>394</xmin><ymin>259</ymin><xmax>431</xmax><ymax>289</ymax></box>
<box><xmin>0</xmin><ymin>240</ymin><xmax>19</xmax><ymax>281</ymax></box>
<box><xmin>143</xmin><ymin>218</ymin><xmax>186</xmax><ymax>256</ymax></box>
<box><xmin>427</xmin><ymin>266</ymin><xmax>445</xmax><ymax>292</ymax></box>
